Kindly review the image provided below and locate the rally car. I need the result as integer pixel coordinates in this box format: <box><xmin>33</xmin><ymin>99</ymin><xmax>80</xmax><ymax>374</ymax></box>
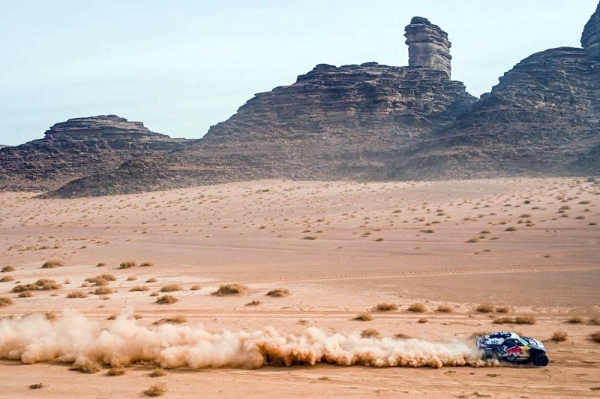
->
<box><xmin>476</xmin><ymin>331</ymin><xmax>549</xmax><ymax>367</ymax></box>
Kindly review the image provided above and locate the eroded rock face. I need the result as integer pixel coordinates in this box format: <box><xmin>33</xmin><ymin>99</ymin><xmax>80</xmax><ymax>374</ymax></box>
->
<box><xmin>582</xmin><ymin>3</ymin><xmax>600</xmax><ymax>60</ymax></box>
<box><xmin>405</xmin><ymin>17</ymin><xmax>452</xmax><ymax>77</ymax></box>
<box><xmin>0</xmin><ymin>115</ymin><xmax>189</xmax><ymax>191</ymax></box>
<box><xmin>390</xmin><ymin>47</ymin><xmax>600</xmax><ymax>179</ymax></box>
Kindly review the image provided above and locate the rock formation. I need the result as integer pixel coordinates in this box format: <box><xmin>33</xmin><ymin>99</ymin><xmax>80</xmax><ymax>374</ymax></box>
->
<box><xmin>405</xmin><ymin>17</ymin><xmax>452</xmax><ymax>78</ymax></box>
<box><xmin>582</xmin><ymin>2</ymin><xmax>600</xmax><ymax>59</ymax></box>
<box><xmin>0</xmin><ymin>115</ymin><xmax>189</xmax><ymax>191</ymax></box>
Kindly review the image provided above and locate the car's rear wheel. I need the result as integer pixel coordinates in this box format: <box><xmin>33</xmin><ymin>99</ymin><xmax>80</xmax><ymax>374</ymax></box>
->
<box><xmin>531</xmin><ymin>353</ymin><xmax>549</xmax><ymax>367</ymax></box>
<box><xmin>482</xmin><ymin>352</ymin><xmax>498</xmax><ymax>362</ymax></box>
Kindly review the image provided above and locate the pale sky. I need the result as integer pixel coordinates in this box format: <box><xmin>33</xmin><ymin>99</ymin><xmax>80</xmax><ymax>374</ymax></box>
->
<box><xmin>1</xmin><ymin>0</ymin><xmax>598</xmax><ymax>146</ymax></box>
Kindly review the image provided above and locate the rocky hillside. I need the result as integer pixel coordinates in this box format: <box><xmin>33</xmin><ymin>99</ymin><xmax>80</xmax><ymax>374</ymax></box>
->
<box><xmin>0</xmin><ymin>115</ymin><xmax>189</xmax><ymax>191</ymax></box>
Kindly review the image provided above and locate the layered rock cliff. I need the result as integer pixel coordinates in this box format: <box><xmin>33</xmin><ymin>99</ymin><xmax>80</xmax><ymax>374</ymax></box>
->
<box><xmin>0</xmin><ymin>115</ymin><xmax>189</xmax><ymax>191</ymax></box>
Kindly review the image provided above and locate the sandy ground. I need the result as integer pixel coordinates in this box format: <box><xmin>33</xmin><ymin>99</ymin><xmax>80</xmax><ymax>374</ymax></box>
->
<box><xmin>1</xmin><ymin>178</ymin><xmax>599</xmax><ymax>398</ymax></box>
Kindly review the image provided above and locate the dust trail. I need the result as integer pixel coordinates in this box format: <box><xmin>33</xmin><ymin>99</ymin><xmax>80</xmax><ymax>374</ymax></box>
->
<box><xmin>0</xmin><ymin>310</ymin><xmax>489</xmax><ymax>369</ymax></box>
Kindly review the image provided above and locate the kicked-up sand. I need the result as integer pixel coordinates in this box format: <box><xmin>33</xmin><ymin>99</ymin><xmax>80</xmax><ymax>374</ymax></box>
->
<box><xmin>0</xmin><ymin>178</ymin><xmax>599</xmax><ymax>398</ymax></box>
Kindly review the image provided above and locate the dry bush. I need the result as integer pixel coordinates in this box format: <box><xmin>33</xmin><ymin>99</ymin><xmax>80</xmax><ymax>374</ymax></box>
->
<box><xmin>417</xmin><ymin>318</ymin><xmax>428</xmax><ymax>324</ymax></box>
<box><xmin>436</xmin><ymin>304</ymin><xmax>453</xmax><ymax>313</ymax></box>
<box><xmin>589</xmin><ymin>318</ymin><xmax>600</xmax><ymax>326</ymax></box>
<box><xmin>476</xmin><ymin>304</ymin><xmax>494</xmax><ymax>313</ymax></box>
<box><xmin>147</xmin><ymin>277</ymin><xmax>158</xmax><ymax>283</ymax></box>
<box><xmin>407</xmin><ymin>303</ymin><xmax>427</xmax><ymax>313</ymax></box>
<box><xmin>505</xmin><ymin>227</ymin><xmax>517</xmax><ymax>232</ymax></box>
<box><xmin>153</xmin><ymin>316</ymin><xmax>187</xmax><ymax>325</ymax></box>
<box><xmin>140</xmin><ymin>261</ymin><xmax>155</xmax><ymax>267</ymax></box>
<box><xmin>148</xmin><ymin>369</ymin><xmax>167</xmax><ymax>378</ymax></box>
<box><xmin>69</xmin><ymin>360</ymin><xmax>101</xmax><ymax>374</ymax></box>
<box><xmin>495</xmin><ymin>306</ymin><xmax>511</xmax><ymax>314</ymax></box>
<box><xmin>303</xmin><ymin>235</ymin><xmax>318</xmax><ymax>240</ymax></box>
<box><xmin>466</xmin><ymin>237</ymin><xmax>479</xmax><ymax>243</ymax></box>
<box><xmin>354</xmin><ymin>313</ymin><xmax>373</xmax><ymax>321</ymax></box>
<box><xmin>373</xmin><ymin>303</ymin><xmax>398</xmax><ymax>312</ymax></box>
<box><xmin>67</xmin><ymin>291</ymin><xmax>88</xmax><ymax>299</ymax></box>
<box><xmin>93</xmin><ymin>286</ymin><xmax>114</xmax><ymax>295</ymax></box>
<box><xmin>190</xmin><ymin>284</ymin><xmax>201</xmax><ymax>291</ymax></box>
<box><xmin>45</xmin><ymin>311</ymin><xmax>57</xmax><ymax>321</ymax></box>
<box><xmin>266</xmin><ymin>288</ymin><xmax>291</xmax><ymax>297</ymax></box>
<box><xmin>245</xmin><ymin>300</ymin><xmax>262</xmax><ymax>306</ymax></box>
<box><xmin>394</xmin><ymin>333</ymin><xmax>411</xmax><ymax>339</ymax></box>
<box><xmin>515</xmin><ymin>316</ymin><xmax>537</xmax><ymax>325</ymax></box>
<box><xmin>1</xmin><ymin>265</ymin><xmax>15</xmax><ymax>273</ymax></box>
<box><xmin>119</xmin><ymin>261</ymin><xmax>137</xmax><ymax>269</ymax></box>
<box><xmin>591</xmin><ymin>332</ymin><xmax>600</xmax><ymax>343</ymax></box>
<box><xmin>361</xmin><ymin>328</ymin><xmax>380</xmax><ymax>338</ymax></box>
<box><xmin>96</xmin><ymin>262</ymin><xmax>106</xmax><ymax>267</ymax></box>
<box><xmin>551</xmin><ymin>331</ymin><xmax>568</xmax><ymax>342</ymax></box>
<box><xmin>0</xmin><ymin>296</ymin><xmax>14</xmax><ymax>307</ymax></box>
<box><xmin>29</xmin><ymin>383</ymin><xmax>44</xmax><ymax>389</ymax></box>
<box><xmin>144</xmin><ymin>382</ymin><xmax>167</xmax><ymax>397</ymax></box>
<box><xmin>107</xmin><ymin>367</ymin><xmax>126</xmax><ymax>376</ymax></box>
<box><xmin>161</xmin><ymin>284</ymin><xmax>183</xmax><ymax>293</ymax></box>
<box><xmin>130</xmin><ymin>285</ymin><xmax>149</xmax><ymax>292</ymax></box>
<box><xmin>212</xmin><ymin>283</ymin><xmax>248</xmax><ymax>296</ymax></box>
<box><xmin>567</xmin><ymin>316</ymin><xmax>583</xmax><ymax>324</ymax></box>
<box><xmin>18</xmin><ymin>291</ymin><xmax>33</xmax><ymax>298</ymax></box>
<box><xmin>493</xmin><ymin>317</ymin><xmax>514</xmax><ymax>325</ymax></box>
<box><xmin>13</xmin><ymin>279</ymin><xmax>60</xmax><ymax>293</ymax></box>
<box><xmin>41</xmin><ymin>260</ymin><xmax>64</xmax><ymax>269</ymax></box>
<box><xmin>107</xmin><ymin>314</ymin><xmax>117</xmax><ymax>320</ymax></box>
<box><xmin>127</xmin><ymin>275</ymin><xmax>138</xmax><ymax>281</ymax></box>
<box><xmin>0</xmin><ymin>276</ymin><xmax>15</xmax><ymax>282</ymax></box>
<box><xmin>86</xmin><ymin>274</ymin><xmax>117</xmax><ymax>285</ymax></box>
<box><xmin>156</xmin><ymin>295</ymin><xmax>179</xmax><ymax>305</ymax></box>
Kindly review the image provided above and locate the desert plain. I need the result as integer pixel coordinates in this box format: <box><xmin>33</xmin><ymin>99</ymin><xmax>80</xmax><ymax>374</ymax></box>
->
<box><xmin>1</xmin><ymin>177</ymin><xmax>599</xmax><ymax>398</ymax></box>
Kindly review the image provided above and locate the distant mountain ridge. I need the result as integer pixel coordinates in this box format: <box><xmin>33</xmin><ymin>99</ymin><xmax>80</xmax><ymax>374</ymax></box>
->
<box><xmin>2</xmin><ymin>5</ymin><xmax>600</xmax><ymax>197</ymax></box>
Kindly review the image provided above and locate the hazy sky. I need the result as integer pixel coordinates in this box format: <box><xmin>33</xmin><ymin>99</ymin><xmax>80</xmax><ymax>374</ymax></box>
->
<box><xmin>1</xmin><ymin>0</ymin><xmax>598</xmax><ymax>146</ymax></box>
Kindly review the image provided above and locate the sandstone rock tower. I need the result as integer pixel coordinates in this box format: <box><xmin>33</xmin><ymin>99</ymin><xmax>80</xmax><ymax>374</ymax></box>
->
<box><xmin>404</xmin><ymin>17</ymin><xmax>452</xmax><ymax>78</ymax></box>
<box><xmin>581</xmin><ymin>2</ymin><xmax>600</xmax><ymax>59</ymax></box>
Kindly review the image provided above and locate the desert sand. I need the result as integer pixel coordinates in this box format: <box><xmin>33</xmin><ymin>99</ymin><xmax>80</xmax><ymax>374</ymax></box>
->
<box><xmin>1</xmin><ymin>178</ymin><xmax>599</xmax><ymax>398</ymax></box>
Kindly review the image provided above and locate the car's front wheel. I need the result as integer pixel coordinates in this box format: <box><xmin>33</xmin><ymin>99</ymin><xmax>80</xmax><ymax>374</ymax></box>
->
<box><xmin>531</xmin><ymin>353</ymin><xmax>549</xmax><ymax>367</ymax></box>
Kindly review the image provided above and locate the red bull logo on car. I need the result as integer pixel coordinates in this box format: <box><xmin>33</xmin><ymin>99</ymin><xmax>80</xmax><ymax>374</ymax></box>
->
<box><xmin>505</xmin><ymin>346</ymin><xmax>530</xmax><ymax>358</ymax></box>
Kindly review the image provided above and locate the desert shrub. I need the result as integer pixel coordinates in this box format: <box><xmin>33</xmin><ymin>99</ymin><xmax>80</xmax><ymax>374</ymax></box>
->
<box><xmin>96</xmin><ymin>262</ymin><xmax>106</xmax><ymax>267</ymax></box>
<box><xmin>161</xmin><ymin>284</ymin><xmax>183</xmax><ymax>293</ymax></box>
<box><xmin>119</xmin><ymin>261</ymin><xmax>137</xmax><ymax>269</ymax></box>
<box><xmin>407</xmin><ymin>303</ymin><xmax>427</xmax><ymax>313</ymax></box>
<box><xmin>130</xmin><ymin>285</ymin><xmax>149</xmax><ymax>292</ymax></box>
<box><xmin>86</xmin><ymin>274</ymin><xmax>117</xmax><ymax>286</ymax></box>
<box><xmin>0</xmin><ymin>296</ymin><xmax>14</xmax><ymax>307</ymax></box>
<box><xmin>394</xmin><ymin>333</ymin><xmax>411</xmax><ymax>339</ymax></box>
<box><xmin>588</xmin><ymin>318</ymin><xmax>600</xmax><ymax>326</ymax></box>
<box><xmin>45</xmin><ymin>311</ymin><xmax>57</xmax><ymax>321</ymax></box>
<box><xmin>0</xmin><ymin>276</ymin><xmax>15</xmax><ymax>282</ymax></box>
<box><xmin>190</xmin><ymin>284</ymin><xmax>201</xmax><ymax>291</ymax></box>
<box><xmin>466</xmin><ymin>237</ymin><xmax>479</xmax><ymax>243</ymax></box>
<box><xmin>70</xmin><ymin>360</ymin><xmax>100</xmax><ymax>374</ymax></box>
<box><xmin>515</xmin><ymin>316</ymin><xmax>537</xmax><ymax>325</ymax></box>
<box><xmin>373</xmin><ymin>303</ymin><xmax>398</xmax><ymax>312</ymax></box>
<box><xmin>480</xmin><ymin>230</ymin><xmax>491</xmax><ymax>234</ymax></box>
<box><xmin>127</xmin><ymin>275</ymin><xmax>138</xmax><ymax>281</ymax></box>
<box><xmin>1</xmin><ymin>265</ymin><xmax>15</xmax><ymax>273</ymax></box>
<box><xmin>93</xmin><ymin>286</ymin><xmax>114</xmax><ymax>295</ymax></box>
<box><xmin>67</xmin><ymin>291</ymin><xmax>88</xmax><ymax>299</ymax></box>
<box><xmin>417</xmin><ymin>318</ymin><xmax>428</xmax><ymax>323</ymax></box>
<box><xmin>495</xmin><ymin>306</ymin><xmax>511</xmax><ymax>314</ymax></box>
<box><xmin>303</xmin><ymin>235</ymin><xmax>318</xmax><ymax>240</ymax></box>
<box><xmin>361</xmin><ymin>328</ymin><xmax>380</xmax><ymax>338</ymax></box>
<box><xmin>551</xmin><ymin>331</ymin><xmax>568</xmax><ymax>342</ymax></box>
<box><xmin>147</xmin><ymin>277</ymin><xmax>157</xmax><ymax>283</ymax></box>
<box><xmin>567</xmin><ymin>316</ymin><xmax>583</xmax><ymax>324</ymax></box>
<box><xmin>29</xmin><ymin>383</ymin><xmax>44</xmax><ymax>389</ymax></box>
<box><xmin>505</xmin><ymin>227</ymin><xmax>517</xmax><ymax>232</ymax></box>
<box><xmin>148</xmin><ymin>369</ymin><xmax>167</xmax><ymax>378</ymax></box>
<box><xmin>266</xmin><ymin>288</ymin><xmax>291</xmax><ymax>297</ymax></box>
<box><xmin>212</xmin><ymin>283</ymin><xmax>248</xmax><ymax>296</ymax></box>
<box><xmin>436</xmin><ymin>304</ymin><xmax>453</xmax><ymax>313</ymax></box>
<box><xmin>41</xmin><ymin>260</ymin><xmax>64</xmax><ymax>269</ymax></box>
<box><xmin>18</xmin><ymin>291</ymin><xmax>33</xmax><ymax>298</ymax></box>
<box><xmin>245</xmin><ymin>300</ymin><xmax>262</xmax><ymax>306</ymax></box>
<box><xmin>144</xmin><ymin>382</ymin><xmax>167</xmax><ymax>397</ymax></box>
<box><xmin>153</xmin><ymin>316</ymin><xmax>187</xmax><ymax>325</ymax></box>
<box><xmin>421</xmin><ymin>229</ymin><xmax>435</xmax><ymax>234</ymax></box>
<box><xmin>13</xmin><ymin>279</ymin><xmax>60</xmax><ymax>293</ymax></box>
<box><xmin>140</xmin><ymin>261</ymin><xmax>154</xmax><ymax>267</ymax></box>
<box><xmin>107</xmin><ymin>367</ymin><xmax>125</xmax><ymax>376</ymax></box>
<box><xmin>591</xmin><ymin>332</ymin><xmax>600</xmax><ymax>343</ymax></box>
<box><xmin>354</xmin><ymin>313</ymin><xmax>373</xmax><ymax>321</ymax></box>
<box><xmin>493</xmin><ymin>317</ymin><xmax>513</xmax><ymax>324</ymax></box>
<box><xmin>476</xmin><ymin>304</ymin><xmax>494</xmax><ymax>313</ymax></box>
<box><xmin>156</xmin><ymin>295</ymin><xmax>178</xmax><ymax>304</ymax></box>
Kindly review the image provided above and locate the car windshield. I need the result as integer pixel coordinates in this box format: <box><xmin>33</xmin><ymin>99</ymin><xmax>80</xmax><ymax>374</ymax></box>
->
<box><xmin>519</xmin><ymin>338</ymin><xmax>531</xmax><ymax>346</ymax></box>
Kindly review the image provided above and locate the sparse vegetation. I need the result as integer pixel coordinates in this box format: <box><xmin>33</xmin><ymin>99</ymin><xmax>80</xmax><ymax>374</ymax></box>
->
<box><xmin>130</xmin><ymin>285</ymin><xmax>149</xmax><ymax>292</ymax></box>
<box><xmin>144</xmin><ymin>382</ymin><xmax>167</xmax><ymax>397</ymax></box>
<box><xmin>154</xmin><ymin>316</ymin><xmax>187</xmax><ymax>325</ymax></box>
<box><xmin>18</xmin><ymin>291</ymin><xmax>33</xmax><ymax>298</ymax></box>
<box><xmin>147</xmin><ymin>277</ymin><xmax>157</xmax><ymax>283</ymax></box>
<box><xmin>0</xmin><ymin>296</ymin><xmax>14</xmax><ymax>307</ymax></box>
<box><xmin>70</xmin><ymin>360</ymin><xmax>101</xmax><ymax>374</ymax></box>
<box><xmin>190</xmin><ymin>284</ymin><xmax>201</xmax><ymax>291</ymax></box>
<box><xmin>407</xmin><ymin>303</ymin><xmax>427</xmax><ymax>313</ymax></box>
<box><xmin>67</xmin><ymin>291</ymin><xmax>88</xmax><ymax>299</ymax></box>
<box><xmin>127</xmin><ymin>275</ymin><xmax>138</xmax><ymax>281</ymax></box>
<box><xmin>13</xmin><ymin>279</ymin><xmax>60</xmax><ymax>292</ymax></box>
<box><xmin>245</xmin><ymin>300</ymin><xmax>262</xmax><ymax>306</ymax></box>
<box><xmin>1</xmin><ymin>265</ymin><xmax>15</xmax><ymax>273</ymax></box>
<box><xmin>495</xmin><ymin>306</ymin><xmax>511</xmax><ymax>314</ymax></box>
<box><xmin>505</xmin><ymin>227</ymin><xmax>517</xmax><ymax>232</ymax></box>
<box><xmin>361</xmin><ymin>328</ymin><xmax>380</xmax><ymax>338</ymax></box>
<box><xmin>567</xmin><ymin>316</ymin><xmax>583</xmax><ymax>324</ymax></box>
<box><xmin>354</xmin><ymin>313</ymin><xmax>373</xmax><ymax>321</ymax></box>
<box><xmin>140</xmin><ymin>261</ymin><xmax>155</xmax><ymax>267</ymax></box>
<box><xmin>156</xmin><ymin>295</ymin><xmax>179</xmax><ymax>304</ymax></box>
<box><xmin>436</xmin><ymin>304</ymin><xmax>453</xmax><ymax>313</ymax></box>
<box><xmin>212</xmin><ymin>283</ymin><xmax>248</xmax><ymax>296</ymax></box>
<box><xmin>93</xmin><ymin>286</ymin><xmax>114</xmax><ymax>295</ymax></box>
<box><xmin>476</xmin><ymin>304</ymin><xmax>494</xmax><ymax>313</ymax></box>
<box><xmin>373</xmin><ymin>303</ymin><xmax>398</xmax><ymax>312</ymax></box>
<box><xmin>0</xmin><ymin>276</ymin><xmax>15</xmax><ymax>282</ymax></box>
<box><xmin>266</xmin><ymin>288</ymin><xmax>291</xmax><ymax>297</ymax></box>
<box><xmin>161</xmin><ymin>284</ymin><xmax>183</xmax><ymax>292</ymax></box>
<box><xmin>119</xmin><ymin>260</ymin><xmax>137</xmax><ymax>269</ymax></box>
<box><xmin>148</xmin><ymin>369</ymin><xmax>167</xmax><ymax>378</ymax></box>
<box><xmin>551</xmin><ymin>331</ymin><xmax>568</xmax><ymax>342</ymax></box>
<box><xmin>417</xmin><ymin>318</ymin><xmax>428</xmax><ymax>324</ymax></box>
<box><xmin>41</xmin><ymin>260</ymin><xmax>64</xmax><ymax>269</ymax></box>
<box><xmin>493</xmin><ymin>316</ymin><xmax>537</xmax><ymax>325</ymax></box>
<box><xmin>107</xmin><ymin>367</ymin><xmax>126</xmax><ymax>376</ymax></box>
<box><xmin>591</xmin><ymin>332</ymin><xmax>600</xmax><ymax>343</ymax></box>
<box><xmin>96</xmin><ymin>262</ymin><xmax>106</xmax><ymax>267</ymax></box>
